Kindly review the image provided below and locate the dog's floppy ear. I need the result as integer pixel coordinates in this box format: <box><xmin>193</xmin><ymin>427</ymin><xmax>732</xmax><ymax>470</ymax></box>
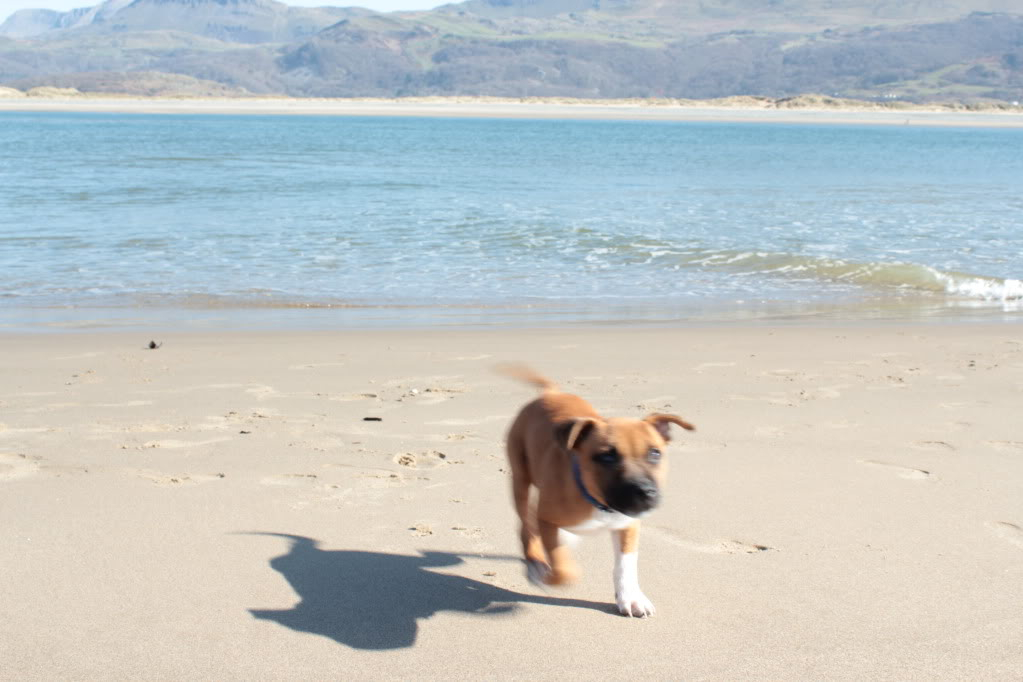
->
<box><xmin>644</xmin><ymin>413</ymin><xmax>696</xmax><ymax>442</ymax></box>
<box><xmin>554</xmin><ymin>418</ymin><xmax>597</xmax><ymax>452</ymax></box>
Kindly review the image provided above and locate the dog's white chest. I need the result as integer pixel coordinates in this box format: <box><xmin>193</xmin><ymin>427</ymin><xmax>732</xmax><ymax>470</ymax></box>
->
<box><xmin>563</xmin><ymin>509</ymin><xmax>636</xmax><ymax>534</ymax></box>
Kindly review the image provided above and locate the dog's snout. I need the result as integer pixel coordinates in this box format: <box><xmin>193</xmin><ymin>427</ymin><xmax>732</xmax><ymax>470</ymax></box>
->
<box><xmin>608</xmin><ymin>477</ymin><xmax>660</xmax><ymax>516</ymax></box>
<box><xmin>636</xmin><ymin>480</ymin><xmax>658</xmax><ymax>499</ymax></box>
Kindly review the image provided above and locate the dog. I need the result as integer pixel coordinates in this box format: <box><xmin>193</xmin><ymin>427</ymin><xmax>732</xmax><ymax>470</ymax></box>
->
<box><xmin>500</xmin><ymin>365</ymin><xmax>695</xmax><ymax>617</ymax></box>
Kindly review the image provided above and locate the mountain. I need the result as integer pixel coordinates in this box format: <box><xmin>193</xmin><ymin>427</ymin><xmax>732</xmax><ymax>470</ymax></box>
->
<box><xmin>2</xmin><ymin>0</ymin><xmax>1022</xmax><ymax>101</ymax></box>
<box><xmin>448</xmin><ymin>0</ymin><xmax>1021</xmax><ymax>27</ymax></box>
<box><xmin>271</xmin><ymin>11</ymin><xmax>1023</xmax><ymax>99</ymax></box>
<box><xmin>1</xmin><ymin>0</ymin><xmax>366</xmax><ymax>42</ymax></box>
<box><xmin>0</xmin><ymin>0</ymin><xmax>134</xmax><ymax>38</ymax></box>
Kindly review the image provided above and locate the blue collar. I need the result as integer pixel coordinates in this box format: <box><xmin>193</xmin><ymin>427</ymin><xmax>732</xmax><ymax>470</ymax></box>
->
<box><xmin>571</xmin><ymin>453</ymin><xmax>612</xmax><ymax>513</ymax></box>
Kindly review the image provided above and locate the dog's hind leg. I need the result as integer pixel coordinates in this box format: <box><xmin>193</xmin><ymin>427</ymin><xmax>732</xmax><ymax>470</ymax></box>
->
<box><xmin>507</xmin><ymin>435</ymin><xmax>550</xmax><ymax>584</ymax></box>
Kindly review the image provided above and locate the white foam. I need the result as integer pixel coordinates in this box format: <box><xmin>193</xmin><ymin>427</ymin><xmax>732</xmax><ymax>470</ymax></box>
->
<box><xmin>942</xmin><ymin>275</ymin><xmax>1023</xmax><ymax>302</ymax></box>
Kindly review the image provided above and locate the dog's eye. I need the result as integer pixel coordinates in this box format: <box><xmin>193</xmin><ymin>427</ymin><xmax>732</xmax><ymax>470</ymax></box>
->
<box><xmin>593</xmin><ymin>449</ymin><xmax>619</xmax><ymax>466</ymax></box>
<box><xmin>647</xmin><ymin>448</ymin><xmax>662</xmax><ymax>464</ymax></box>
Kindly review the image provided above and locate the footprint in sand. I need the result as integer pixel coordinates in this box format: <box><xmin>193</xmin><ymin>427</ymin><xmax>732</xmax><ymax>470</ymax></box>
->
<box><xmin>245</xmin><ymin>385</ymin><xmax>279</xmax><ymax>400</ymax></box>
<box><xmin>406</xmin><ymin>392</ymin><xmax>451</xmax><ymax>407</ymax></box>
<box><xmin>410</xmin><ymin>523</ymin><xmax>434</xmax><ymax>537</ymax></box>
<box><xmin>444</xmin><ymin>432</ymin><xmax>475</xmax><ymax>442</ymax></box>
<box><xmin>646</xmin><ymin>527</ymin><xmax>774</xmax><ymax>554</ymax></box>
<box><xmin>858</xmin><ymin>460</ymin><xmax>931</xmax><ymax>480</ymax></box>
<box><xmin>636</xmin><ymin>395</ymin><xmax>677</xmax><ymax>411</ymax></box>
<box><xmin>0</xmin><ymin>453</ymin><xmax>42</xmax><ymax>481</ymax></box>
<box><xmin>130</xmin><ymin>469</ymin><xmax>225</xmax><ymax>486</ymax></box>
<box><xmin>452</xmin><ymin>526</ymin><xmax>486</xmax><ymax>539</ymax></box>
<box><xmin>393</xmin><ymin>450</ymin><xmax>453</xmax><ymax>469</ymax></box>
<box><xmin>203</xmin><ymin>410</ymin><xmax>278</xmax><ymax>430</ymax></box>
<box><xmin>986</xmin><ymin>522</ymin><xmax>1023</xmax><ymax>549</ymax></box>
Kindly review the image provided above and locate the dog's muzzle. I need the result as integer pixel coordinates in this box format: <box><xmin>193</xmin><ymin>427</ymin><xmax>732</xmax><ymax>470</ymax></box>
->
<box><xmin>606</xmin><ymin>478</ymin><xmax>660</xmax><ymax>516</ymax></box>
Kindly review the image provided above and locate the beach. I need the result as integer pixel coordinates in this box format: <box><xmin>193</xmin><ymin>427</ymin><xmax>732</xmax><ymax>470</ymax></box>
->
<box><xmin>2</xmin><ymin>97</ymin><xmax>1022</xmax><ymax>679</ymax></box>
<box><xmin>2</xmin><ymin>324</ymin><xmax>1022</xmax><ymax>679</ymax></box>
<box><xmin>2</xmin><ymin>93</ymin><xmax>1023</xmax><ymax>127</ymax></box>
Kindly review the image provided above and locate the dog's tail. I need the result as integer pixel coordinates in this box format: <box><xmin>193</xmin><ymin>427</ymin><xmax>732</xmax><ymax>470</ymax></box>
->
<box><xmin>495</xmin><ymin>364</ymin><xmax>558</xmax><ymax>392</ymax></box>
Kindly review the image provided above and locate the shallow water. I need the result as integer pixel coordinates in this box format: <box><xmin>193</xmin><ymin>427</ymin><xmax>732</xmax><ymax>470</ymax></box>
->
<box><xmin>2</xmin><ymin>112</ymin><xmax>1021</xmax><ymax>329</ymax></box>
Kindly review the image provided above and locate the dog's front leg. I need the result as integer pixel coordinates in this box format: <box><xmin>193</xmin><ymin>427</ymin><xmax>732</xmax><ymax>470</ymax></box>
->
<box><xmin>538</xmin><ymin>519</ymin><xmax>579</xmax><ymax>586</ymax></box>
<box><xmin>613</xmin><ymin>524</ymin><xmax>655</xmax><ymax>617</ymax></box>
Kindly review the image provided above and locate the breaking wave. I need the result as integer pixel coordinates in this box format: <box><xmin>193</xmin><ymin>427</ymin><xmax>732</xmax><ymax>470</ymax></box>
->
<box><xmin>677</xmin><ymin>250</ymin><xmax>1023</xmax><ymax>302</ymax></box>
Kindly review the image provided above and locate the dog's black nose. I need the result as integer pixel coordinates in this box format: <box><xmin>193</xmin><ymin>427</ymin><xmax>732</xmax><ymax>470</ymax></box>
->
<box><xmin>636</xmin><ymin>480</ymin><xmax>658</xmax><ymax>500</ymax></box>
<box><xmin>609</xmin><ymin>478</ymin><xmax>660</xmax><ymax>515</ymax></box>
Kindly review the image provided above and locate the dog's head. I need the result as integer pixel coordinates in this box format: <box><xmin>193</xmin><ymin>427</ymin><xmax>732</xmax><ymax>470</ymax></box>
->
<box><xmin>556</xmin><ymin>413</ymin><xmax>695</xmax><ymax>517</ymax></box>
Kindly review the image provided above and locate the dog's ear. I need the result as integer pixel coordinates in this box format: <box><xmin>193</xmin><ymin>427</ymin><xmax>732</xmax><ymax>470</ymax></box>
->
<box><xmin>554</xmin><ymin>418</ymin><xmax>597</xmax><ymax>452</ymax></box>
<box><xmin>644</xmin><ymin>413</ymin><xmax>696</xmax><ymax>442</ymax></box>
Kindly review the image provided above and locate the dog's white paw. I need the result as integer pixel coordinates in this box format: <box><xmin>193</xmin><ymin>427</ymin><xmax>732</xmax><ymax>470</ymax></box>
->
<box><xmin>526</xmin><ymin>559</ymin><xmax>551</xmax><ymax>586</ymax></box>
<box><xmin>616</xmin><ymin>590</ymin><xmax>655</xmax><ymax>618</ymax></box>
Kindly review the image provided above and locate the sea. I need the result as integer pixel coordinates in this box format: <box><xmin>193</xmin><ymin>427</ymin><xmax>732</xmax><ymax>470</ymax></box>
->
<box><xmin>1</xmin><ymin>111</ymin><xmax>1021</xmax><ymax>331</ymax></box>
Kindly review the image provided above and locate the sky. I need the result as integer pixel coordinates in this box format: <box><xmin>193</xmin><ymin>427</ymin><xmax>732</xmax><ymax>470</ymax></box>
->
<box><xmin>1</xmin><ymin>0</ymin><xmax>447</xmax><ymax>22</ymax></box>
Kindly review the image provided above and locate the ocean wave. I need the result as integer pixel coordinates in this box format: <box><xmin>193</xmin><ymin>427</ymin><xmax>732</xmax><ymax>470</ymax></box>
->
<box><xmin>668</xmin><ymin>249</ymin><xmax>1022</xmax><ymax>302</ymax></box>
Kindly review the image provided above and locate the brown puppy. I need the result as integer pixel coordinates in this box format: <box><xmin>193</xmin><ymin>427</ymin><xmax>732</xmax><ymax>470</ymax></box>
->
<box><xmin>501</xmin><ymin>366</ymin><xmax>694</xmax><ymax>617</ymax></box>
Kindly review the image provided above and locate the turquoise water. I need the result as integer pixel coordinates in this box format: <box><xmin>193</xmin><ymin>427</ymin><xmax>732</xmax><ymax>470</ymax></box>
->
<box><xmin>1</xmin><ymin>112</ymin><xmax>1021</xmax><ymax>329</ymax></box>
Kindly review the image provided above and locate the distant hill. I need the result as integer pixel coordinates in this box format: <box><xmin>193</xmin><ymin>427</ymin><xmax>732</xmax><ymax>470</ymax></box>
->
<box><xmin>450</xmin><ymin>0</ymin><xmax>1020</xmax><ymax>22</ymax></box>
<box><xmin>0</xmin><ymin>0</ymin><xmax>364</xmax><ymax>42</ymax></box>
<box><xmin>2</xmin><ymin>0</ymin><xmax>1022</xmax><ymax>101</ymax></box>
<box><xmin>0</xmin><ymin>0</ymin><xmax>134</xmax><ymax>39</ymax></box>
<box><xmin>445</xmin><ymin>0</ymin><xmax>1022</xmax><ymax>32</ymax></box>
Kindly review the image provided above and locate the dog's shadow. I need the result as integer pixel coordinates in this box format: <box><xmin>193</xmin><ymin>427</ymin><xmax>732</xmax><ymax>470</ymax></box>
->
<box><xmin>246</xmin><ymin>533</ymin><xmax>611</xmax><ymax>650</ymax></box>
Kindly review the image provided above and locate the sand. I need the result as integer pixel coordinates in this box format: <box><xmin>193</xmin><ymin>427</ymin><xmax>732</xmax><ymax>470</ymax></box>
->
<box><xmin>2</xmin><ymin>94</ymin><xmax>1023</xmax><ymax>127</ymax></box>
<box><xmin>1</xmin><ymin>324</ymin><xmax>1021</xmax><ymax>679</ymax></box>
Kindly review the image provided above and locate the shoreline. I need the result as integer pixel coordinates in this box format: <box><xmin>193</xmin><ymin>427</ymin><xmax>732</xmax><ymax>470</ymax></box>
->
<box><xmin>3</xmin><ymin>293</ymin><xmax>1021</xmax><ymax>334</ymax></box>
<box><xmin>3</xmin><ymin>94</ymin><xmax>1023</xmax><ymax>127</ymax></box>
<box><xmin>3</xmin><ymin>306</ymin><xmax>1020</xmax><ymax>335</ymax></box>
